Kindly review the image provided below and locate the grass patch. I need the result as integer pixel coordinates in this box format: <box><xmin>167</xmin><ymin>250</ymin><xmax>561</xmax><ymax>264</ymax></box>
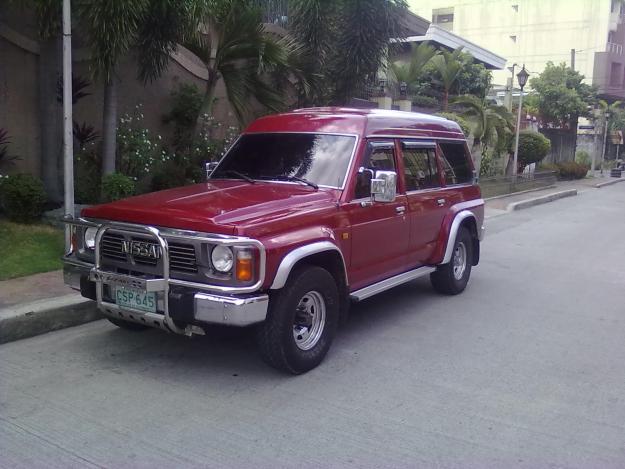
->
<box><xmin>0</xmin><ymin>220</ymin><xmax>64</xmax><ymax>281</ymax></box>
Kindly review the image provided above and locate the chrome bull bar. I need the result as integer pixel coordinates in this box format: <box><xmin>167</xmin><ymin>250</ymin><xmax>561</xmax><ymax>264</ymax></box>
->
<box><xmin>64</xmin><ymin>217</ymin><xmax>266</xmax><ymax>336</ymax></box>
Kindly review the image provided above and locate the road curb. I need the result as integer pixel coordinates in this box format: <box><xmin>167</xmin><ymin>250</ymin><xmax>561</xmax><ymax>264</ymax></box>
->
<box><xmin>484</xmin><ymin>185</ymin><xmax>557</xmax><ymax>201</ymax></box>
<box><xmin>507</xmin><ymin>189</ymin><xmax>578</xmax><ymax>211</ymax></box>
<box><xmin>0</xmin><ymin>294</ymin><xmax>102</xmax><ymax>345</ymax></box>
<box><xmin>595</xmin><ymin>178</ymin><xmax>625</xmax><ymax>188</ymax></box>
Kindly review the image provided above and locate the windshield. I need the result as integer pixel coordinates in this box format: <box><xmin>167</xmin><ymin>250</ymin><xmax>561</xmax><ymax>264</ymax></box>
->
<box><xmin>211</xmin><ymin>133</ymin><xmax>357</xmax><ymax>188</ymax></box>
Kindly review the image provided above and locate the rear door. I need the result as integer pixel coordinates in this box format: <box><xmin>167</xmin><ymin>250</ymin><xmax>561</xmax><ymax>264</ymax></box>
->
<box><xmin>399</xmin><ymin>140</ymin><xmax>447</xmax><ymax>265</ymax></box>
<box><xmin>344</xmin><ymin>139</ymin><xmax>410</xmax><ymax>290</ymax></box>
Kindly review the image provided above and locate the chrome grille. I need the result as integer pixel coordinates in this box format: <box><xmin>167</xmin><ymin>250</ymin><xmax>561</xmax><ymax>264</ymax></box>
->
<box><xmin>100</xmin><ymin>232</ymin><xmax>126</xmax><ymax>261</ymax></box>
<box><xmin>99</xmin><ymin>232</ymin><xmax>198</xmax><ymax>273</ymax></box>
<box><xmin>169</xmin><ymin>243</ymin><xmax>198</xmax><ymax>273</ymax></box>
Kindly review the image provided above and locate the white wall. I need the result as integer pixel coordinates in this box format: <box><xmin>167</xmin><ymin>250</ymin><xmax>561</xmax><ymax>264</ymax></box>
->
<box><xmin>408</xmin><ymin>0</ymin><xmax>611</xmax><ymax>86</ymax></box>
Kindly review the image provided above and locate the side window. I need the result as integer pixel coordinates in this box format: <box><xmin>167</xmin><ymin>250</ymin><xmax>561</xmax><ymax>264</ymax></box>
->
<box><xmin>354</xmin><ymin>141</ymin><xmax>396</xmax><ymax>199</ymax></box>
<box><xmin>439</xmin><ymin>142</ymin><xmax>472</xmax><ymax>185</ymax></box>
<box><xmin>401</xmin><ymin>143</ymin><xmax>440</xmax><ymax>191</ymax></box>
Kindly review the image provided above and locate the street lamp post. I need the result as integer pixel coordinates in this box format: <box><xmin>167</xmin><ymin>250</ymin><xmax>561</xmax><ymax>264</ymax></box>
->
<box><xmin>62</xmin><ymin>0</ymin><xmax>74</xmax><ymax>251</ymax></box>
<box><xmin>512</xmin><ymin>65</ymin><xmax>529</xmax><ymax>185</ymax></box>
<box><xmin>600</xmin><ymin>111</ymin><xmax>610</xmax><ymax>176</ymax></box>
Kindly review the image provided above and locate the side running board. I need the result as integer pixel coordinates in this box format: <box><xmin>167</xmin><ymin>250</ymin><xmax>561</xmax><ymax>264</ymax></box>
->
<box><xmin>350</xmin><ymin>266</ymin><xmax>436</xmax><ymax>301</ymax></box>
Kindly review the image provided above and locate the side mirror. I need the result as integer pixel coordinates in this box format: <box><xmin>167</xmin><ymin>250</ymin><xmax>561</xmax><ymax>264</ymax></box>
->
<box><xmin>205</xmin><ymin>161</ymin><xmax>219</xmax><ymax>180</ymax></box>
<box><xmin>371</xmin><ymin>170</ymin><xmax>397</xmax><ymax>203</ymax></box>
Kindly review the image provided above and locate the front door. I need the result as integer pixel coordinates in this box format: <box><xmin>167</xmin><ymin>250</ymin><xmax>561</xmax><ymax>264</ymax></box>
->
<box><xmin>345</xmin><ymin>140</ymin><xmax>410</xmax><ymax>291</ymax></box>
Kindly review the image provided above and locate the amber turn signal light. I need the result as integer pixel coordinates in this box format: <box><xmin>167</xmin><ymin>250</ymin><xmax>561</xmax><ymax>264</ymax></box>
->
<box><xmin>235</xmin><ymin>250</ymin><xmax>253</xmax><ymax>282</ymax></box>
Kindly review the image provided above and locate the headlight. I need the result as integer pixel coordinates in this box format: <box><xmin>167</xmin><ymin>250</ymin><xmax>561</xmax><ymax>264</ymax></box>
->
<box><xmin>84</xmin><ymin>227</ymin><xmax>98</xmax><ymax>250</ymax></box>
<box><xmin>211</xmin><ymin>245</ymin><xmax>233</xmax><ymax>272</ymax></box>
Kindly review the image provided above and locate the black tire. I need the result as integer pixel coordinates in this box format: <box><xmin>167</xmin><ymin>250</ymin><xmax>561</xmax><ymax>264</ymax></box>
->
<box><xmin>107</xmin><ymin>317</ymin><xmax>150</xmax><ymax>331</ymax></box>
<box><xmin>431</xmin><ymin>226</ymin><xmax>473</xmax><ymax>295</ymax></box>
<box><xmin>255</xmin><ymin>265</ymin><xmax>340</xmax><ymax>374</ymax></box>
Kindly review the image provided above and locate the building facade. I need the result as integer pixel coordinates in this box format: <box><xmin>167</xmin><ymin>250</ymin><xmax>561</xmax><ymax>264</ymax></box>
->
<box><xmin>408</xmin><ymin>0</ymin><xmax>625</xmax><ymax>100</ymax></box>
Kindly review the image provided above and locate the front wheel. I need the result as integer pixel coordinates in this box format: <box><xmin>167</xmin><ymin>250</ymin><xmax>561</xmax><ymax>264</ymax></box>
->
<box><xmin>431</xmin><ymin>227</ymin><xmax>473</xmax><ymax>295</ymax></box>
<box><xmin>255</xmin><ymin>266</ymin><xmax>339</xmax><ymax>374</ymax></box>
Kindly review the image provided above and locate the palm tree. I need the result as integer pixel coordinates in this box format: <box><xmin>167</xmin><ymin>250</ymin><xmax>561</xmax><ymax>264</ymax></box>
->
<box><xmin>452</xmin><ymin>94</ymin><xmax>514</xmax><ymax>174</ymax></box>
<box><xmin>431</xmin><ymin>47</ymin><xmax>466</xmax><ymax>111</ymax></box>
<box><xmin>288</xmin><ymin>0</ymin><xmax>408</xmax><ymax>105</ymax></box>
<box><xmin>595</xmin><ymin>99</ymin><xmax>623</xmax><ymax>171</ymax></box>
<box><xmin>187</xmin><ymin>0</ymin><xmax>314</xmax><ymax>128</ymax></box>
<box><xmin>389</xmin><ymin>42</ymin><xmax>439</xmax><ymax>96</ymax></box>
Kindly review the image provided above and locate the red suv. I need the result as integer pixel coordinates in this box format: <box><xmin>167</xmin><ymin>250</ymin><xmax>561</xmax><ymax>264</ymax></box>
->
<box><xmin>63</xmin><ymin>108</ymin><xmax>484</xmax><ymax>374</ymax></box>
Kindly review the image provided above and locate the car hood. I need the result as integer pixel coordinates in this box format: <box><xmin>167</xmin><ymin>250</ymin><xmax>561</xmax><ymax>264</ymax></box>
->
<box><xmin>81</xmin><ymin>180</ymin><xmax>339</xmax><ymax>235</ymax></box>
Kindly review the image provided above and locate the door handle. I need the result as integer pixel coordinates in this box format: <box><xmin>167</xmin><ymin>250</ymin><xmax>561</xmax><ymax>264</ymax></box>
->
<box><xmin>436</xmin><ymin>198</ymin><xmax>446</xmax><ymax>206</ymax></box>
<box><xmin>395</xmin><ymin>206</ymin><xmax>406</xmax><ymax>214</ymax></box>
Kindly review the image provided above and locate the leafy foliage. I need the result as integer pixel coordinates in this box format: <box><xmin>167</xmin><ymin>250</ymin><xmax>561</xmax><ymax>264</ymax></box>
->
<box><xmin>517</xmin><ymin>130</ymin><xmax>551</xmax><ymax>167</ymax></box>
<box><xmin>389</xmin><ymin>42</ymin><xmax>439</xmax><ymax>97</ymax></box>
<box><xmin>1</xmin><ymin>174</ymin><xmax>48</xmax><ymax>223</ymax></box>
<box><xmin>187</xmin><ymin>0</ymin><xmax>315</xmax><ymax>125</ymax></box>
<box><xmin>575</xmin><ymin>150</ymin><xmax>591</xmax><ymax>168</ymax></box>
<box><xmin>436</xmin><ymin>112</ymin><xmax>471</xmax><ymax>137</ymax></box>
<box><xmin>430</xmin><ymin>48</ymin><xmax>466</xmax><ymax>110</ymax></box>
<box><xmin>101</xmin><ymin>173</ymin><xmax>136</xmax><ymax>202</ymax></box>
<box><xmin>116</xmin><ymin>105</ymin><xmax>171</xmax><ymax>181</ymax></box>
<box><xmin>0</xmin><ymin>128</ymin><xmax>19</xmax><ymax>171</ymax></box>
<box><xmin>555</xmin><ymin>161</ymin><xmax>589</xmax><ymax>179</ymax></box>
<box><xmin>528</xmin><ymin>62</ymin><xmax>597</xmax><ymax>128</ymax></box>
<box><xmin>56</xmin><ymin>76</ymin><xmax>92</xmax><ymax>105</ymax></box>
<box><xmin>452</xmin><ymin>95</ymin><xmax>514</xmax><ymax>154</ymax></box>
<box><xmin>289</xmin><ymin>0</ymin><xmax>408</xmax><ymax>104</ymax></box>
<box><xmin>163</xmin><ymin>83</ymin><xmax>203</xmax><ymax>150</ymax></box>
<box><xmin>73</xmin><ymin>122</ymin><xmax>100</xmax><ymax>149</ymax></box>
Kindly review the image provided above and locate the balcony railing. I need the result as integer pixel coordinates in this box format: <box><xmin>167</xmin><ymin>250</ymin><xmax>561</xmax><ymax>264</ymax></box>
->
<box><xmin>607</xmin><ymin>42</ymin><xmax>623</xmax><ymax>54</ymax></box>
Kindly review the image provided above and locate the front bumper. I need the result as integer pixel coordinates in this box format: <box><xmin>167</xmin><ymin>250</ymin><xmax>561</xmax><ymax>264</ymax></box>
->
<box><xmin>64</xmin><ymin>259</ymin><xmax>268</xmax><ymax>334</ymax></box>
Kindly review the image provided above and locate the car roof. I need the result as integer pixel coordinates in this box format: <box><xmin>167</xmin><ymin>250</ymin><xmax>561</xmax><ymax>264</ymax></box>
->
<box><xmin>244</xmin><ymin>107</ymin><xmax>465</xmax><ymax>140</ymax></box>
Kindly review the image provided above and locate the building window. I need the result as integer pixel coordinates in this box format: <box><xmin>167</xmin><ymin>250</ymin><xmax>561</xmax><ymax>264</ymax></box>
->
<box><xmin>510</xmin><ymin>35</ymin><xmax>517</xmax><ymax>43</ymax></box>
<box><xmin>432</xmin><ymin>7</ymin><xmax>454</xmax><ymax>31</ymax></box>
<box><xmin>610</xmin><ymin>62</ymin><xmax>622</xmax><ymax>87</ymax></box>
<box><xmin>511</xmin><ymin>4</ymin><xmax>519</xmax><ymax>12</ymax></box>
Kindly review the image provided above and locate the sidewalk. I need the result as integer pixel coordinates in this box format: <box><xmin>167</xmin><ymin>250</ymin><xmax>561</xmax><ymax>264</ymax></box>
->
<box><xmin>485</xmin><ymin>174</ymin><xmax>625</xmax><ymax>218</ymax></box>
<box><xmin>0</xmin><ymin>270</ymin><xmax>101</xmax><ymax>344</ymax></box>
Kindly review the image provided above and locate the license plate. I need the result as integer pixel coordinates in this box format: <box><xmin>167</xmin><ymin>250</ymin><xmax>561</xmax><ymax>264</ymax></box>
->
<box><xmin>115</xmin><ymin>287</ymin><xmax>157</xmax><ymax>313</ymax></box>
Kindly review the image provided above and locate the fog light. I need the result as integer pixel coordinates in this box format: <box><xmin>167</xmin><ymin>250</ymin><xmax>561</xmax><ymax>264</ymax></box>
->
<box><xmin>236</xmin><ymin>250</ymin><xmax>253</xmax><ymax>282</ymax></box>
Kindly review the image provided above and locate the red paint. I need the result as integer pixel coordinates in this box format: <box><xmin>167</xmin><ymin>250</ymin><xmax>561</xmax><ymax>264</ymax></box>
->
<box><xmin>82</xmin><ymin>108</ymin><xmax>483</xmax><ymax>292</ymax></box>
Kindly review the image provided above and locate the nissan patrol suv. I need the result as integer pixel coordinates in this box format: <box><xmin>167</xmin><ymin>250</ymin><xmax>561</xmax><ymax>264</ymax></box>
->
<box><xmin>63</xmin><ymin>108</ymin><xmax>485</xmax><ymax>374</ymax></box>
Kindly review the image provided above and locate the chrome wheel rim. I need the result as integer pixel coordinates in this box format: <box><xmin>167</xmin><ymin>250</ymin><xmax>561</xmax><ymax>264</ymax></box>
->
<box><xmin>453</xmin><ymin>242</ymin><xmax>467</xmax><ymax>280</ymax></box>
<box><xmin>293</xmin><ymin>291</ymin><xmax>326</xmax><ymax>351</ymax></box>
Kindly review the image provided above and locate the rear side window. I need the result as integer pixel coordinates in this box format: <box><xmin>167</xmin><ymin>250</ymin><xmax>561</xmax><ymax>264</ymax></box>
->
<box><xmin>401</xmin><ymin>144</ymin><xmax>440</xmax><ymax>191</ymax></box>
<box><xmin>439</xmin><ymin>142</ymin><xmax>472</xmax><ymax>185</ymax></box>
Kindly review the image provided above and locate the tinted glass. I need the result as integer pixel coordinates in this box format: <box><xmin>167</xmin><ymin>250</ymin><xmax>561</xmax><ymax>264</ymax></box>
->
<box><xmin>212</xmin><ymin>133</ymin><xmax>356</xmax><ymax>188</ymax></box>
<box><xmin>402</xmin><ymin>145</ymin><xmax>440</xmax><ymax>190</ymax></box>
<box><xmin>354</xmin><ymin>143</ymin><xmax>396</xmax><ymax>199</ymax></box>
<box><xmin>439</xmin><ymin>142</ymin><xmax>472</xmax><ymax>185</ymax></box>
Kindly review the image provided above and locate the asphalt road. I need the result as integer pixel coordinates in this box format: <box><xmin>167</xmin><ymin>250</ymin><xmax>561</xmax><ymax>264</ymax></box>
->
<box><xmin>2</xmin><ymin>184</ymin><xmax>625</xmax><ymax>468</ymax></box>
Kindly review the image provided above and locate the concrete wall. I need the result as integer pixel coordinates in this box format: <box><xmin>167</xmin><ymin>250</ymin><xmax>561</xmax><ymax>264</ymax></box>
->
<box><xmin>408</xmin><ymin>0</ymin><xmax>611</xmax><ymax>87</ymax></box>
<box><xmin>0</xmin><ymin>6</ymin><xmax>238</xmax><ymax>181</ymax></box>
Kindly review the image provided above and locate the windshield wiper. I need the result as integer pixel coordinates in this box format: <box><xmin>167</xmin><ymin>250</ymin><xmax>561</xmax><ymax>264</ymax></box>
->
<box><xmin>220</xmin><ymin>170</ymin><xmax>255</xmax><ymax>184</ymax></box>
<box><xmin>266</xmin><ymin>175</ymin><xmax>319</xmax><ymax>190</ymax></box>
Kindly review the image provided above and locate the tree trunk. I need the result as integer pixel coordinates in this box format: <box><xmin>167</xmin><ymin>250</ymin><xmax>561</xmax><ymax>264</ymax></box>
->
<box><xmin>442</xmin><ymin>89</ymin><xmax>449</xmax><ymax>111</ymax></box>
<box><xmin>101</xmin><ymin>73</ymin><xmax>118</xmax><ymax>175</ymax></box>
<box><xmin>39</xmin><ymin>36</ymin><xmax>63</xmax><ymax>202</ymax></box>
<box><xmin>471</xmin><ymin>140</ymin><xmax>482</xmax><ymax>176</ymax></box>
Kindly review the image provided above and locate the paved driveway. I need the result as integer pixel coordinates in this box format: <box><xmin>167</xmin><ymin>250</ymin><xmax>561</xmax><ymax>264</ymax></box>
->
<box><xmin>1</xmin><ymin>184</ymin><xmax>625</xmax><ymax>468</ymax></box>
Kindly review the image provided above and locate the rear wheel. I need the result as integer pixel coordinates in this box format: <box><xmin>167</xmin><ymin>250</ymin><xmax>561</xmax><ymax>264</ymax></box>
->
<box><xmin>256</xmin><ymin>265</ymin><xmax>339</xmax><ymax>374</ymax></box>
<box><xmin>107</xmin><ymin>317</ymin><xmax>150</xmax><ymax>331</ymax></box>
<box><xmin>431</xmin><ymin>227</ymin><xmax>473</xmax><ymax>295</ymax></box>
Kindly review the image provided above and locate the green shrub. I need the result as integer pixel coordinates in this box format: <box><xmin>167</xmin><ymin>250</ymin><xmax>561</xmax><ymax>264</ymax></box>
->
<box><xmin>163</xmin><ymin>83</ymin><xmax>203</xmax><ymax>151</ymax></box>
<box><xmin>101</xmin><ymin>173</ymin><xmax>135</xmax><ymax>202</ymax></box>
<box><xmin>1</xmin><ymin>173</ymin><xmax>47</xmax><ymax>223</ymax></box>
<box><xmin>412</xmin><ymin>95</ymin><xmax>439</xmax><ymax>109</ymax></box>
<box><xmin>556</xmin><ymin>161</ymin><xmax>588</xmax><ymax>179</ymax></box>
<box><xmin>517</xmin><ymin>130</ymin><xmax>551</xmax><ymax>167</ymax></box>
<box><xmin>575</xmin><ymin>150</ymin><xmax>591</xmax><ymax>168</ymax></box>
<box><xmin>74</xmin><ymin>145</ymin><xmax>101</xmax><ymax>204</ymax></box>
<box><xmin>436</xmin><ymin>112</ymin><xmax>471</xmax><ymax>137</ymax></box>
